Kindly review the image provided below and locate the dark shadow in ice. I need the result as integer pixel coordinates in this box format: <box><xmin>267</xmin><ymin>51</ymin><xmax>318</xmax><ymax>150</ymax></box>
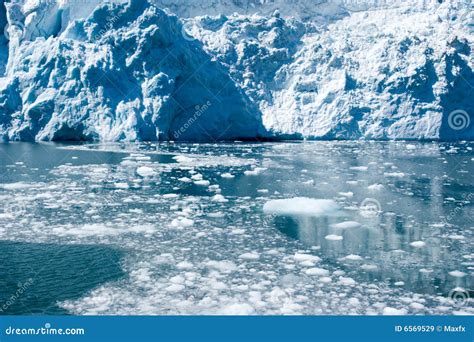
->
<box><xmin>0</xmin><ymin>241</ymin><xmax>125</xmax><ymax>315</ymax></box>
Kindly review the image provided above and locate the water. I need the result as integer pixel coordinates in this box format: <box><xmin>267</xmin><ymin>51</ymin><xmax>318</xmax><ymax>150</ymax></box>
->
<box><xmin>0</xmin><ymin>141</ymin><xmax>472</xmax><ymax>315</ymax></box>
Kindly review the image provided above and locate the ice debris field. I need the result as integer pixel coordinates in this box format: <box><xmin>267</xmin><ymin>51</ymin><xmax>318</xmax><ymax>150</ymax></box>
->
<box><xmin>0</xmin><ymin>141</ymin><xmax>472</xmax><ymax>315</ymax></box>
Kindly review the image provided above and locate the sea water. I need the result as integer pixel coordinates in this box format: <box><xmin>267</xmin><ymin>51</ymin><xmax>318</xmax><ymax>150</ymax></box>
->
<box><xmin>0</xmin><ymin>141</ymin><xmax>472</xmax><ymax>315</ymax></box>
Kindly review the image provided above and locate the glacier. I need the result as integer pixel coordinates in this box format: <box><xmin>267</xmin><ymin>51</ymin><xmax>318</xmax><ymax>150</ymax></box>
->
<box><xmin>0</xmin><ymin>0</ymin><xmax>472</xmax><ymax>141</ymax></box>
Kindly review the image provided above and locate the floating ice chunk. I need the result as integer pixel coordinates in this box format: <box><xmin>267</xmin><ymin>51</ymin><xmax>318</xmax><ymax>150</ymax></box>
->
<box><xmin>305</xmin><ymin>268</ymin><xmax>330</xmax><ymax>276</ymax></box>
<box><xmin>239</xmin><ymin>252</ymin><xmax>260</xmax><ymax>260</ymax></box>
<box><xmin>173</xmin><ymin>155</ymin><xmax>193</xmax><ymax>163</ymax></box>
<box><xmin>205</xmin><ymin>260</ymin><xmax>237</xmax><ymax>273</ymax></box>
<box><xmin>325</xmin><ymin>234</ymin><xmax>343</xmax><ymax>241</ymax></box>
<box><xmin>165</xmin><ymin>284</ymin><xmax>185</xmax><ymax>293</ymax></box>
<box><xmin>221</xmin><ymin>173</ymin><xmax>235</xmax><ymax>179</ymax></box>
<box><xmin>319</xmin><ymin>277</ymin><xmax>332</xmax><ymax>283</ymax></box>
<box><xmin>348</xmin><ymin>298</ymin><xmax>360</xmax><ymax>306</ymax></box>
<box><xmin>176</xmin><ymin>261</ymin><xmax>194</xmax><ymax>270</ymax></box>
<box><xmin>349</xmin><ymin>166</ymin><xmax>368</xmax><ymax>171</ymax></box>
<box><xmin>293</xmin><ymin>253</ymin><xmax>321</xmax><ymax>263</ymax></box>
<box><xmin>448</xmin><ymin>270</ymin><xmax>466</xmax><ymax>278</ymax></box>
<box><xmin>136</xmin><ymin>166</ymin><xmax>155</xmax><ymax>177</ymax></box>
<box><xmin>360</xmin><ymin>264</ymin><xmax>378</xmax><ymax>271</ymax></box>
<box><xmin>263</xmin><ymin>198</ymin><xmax>340</xmax><ymax>217</ymax></box>
<box><xmin>163</xmin><ymin>193</ymin><xmax>179</xmax><ymax>198</ymax></box>
<box><xmin>338</xmin><ymin>276</ymin><xmax>356</xmax><ymax>286</ymax></box>
<box><xmin>219</xmin><ymin>303</ymin><xmax>255</xmax><ymax>315</ymax></box>
<box><xmin>419</xmin><ymin>268</ymin><xmax>433</xmax><ymax>273</ymax></box>
<box><xmin>114</xmin><ymin>182</ymin><xmax>129</xmax><ymax>189</ymax></box>
<box><xmin>448</xmin><ymin>234</ymin><xmax>465</xmax><ymax>240</ymax></box>
<box><xmin>338</xmin><ymin>191</ymin><xmax>353</xmax><ymax>198</ymax></box>
<box><xmin>410</xmin><ymin>303</ymin><xmax>425</xmax><ymax>310</ymax></box>
<box><xmin>384</xmin><ymin>172</ymin><xmax>405</xmax><ymax>178</ymax></box>
<box><xmin>211</xmin><ymin>194</ymin><xmax>228</xmax><ymax>202</ymax></box>
<box><xmin>178</xmin><ymin>177</ymin><xmax>192</xmax><ymax>183</ymax></box>
<box><xmin>191</xmin><ymin>174</ymin><xmax>203</xmax><ymax>181</ymax></box>
<box><xmin>341</xmin><ymin>254</ymin><xmax>363</xmax><ymax>261</ymax></box>
<box><xmin>383</xmin><ymin>307</ymin><xmax>407</xmax><ymax>315</ymax></box>
<box><xmin>410</xmin><ymin>241</ymin><xmax>426</xmax><ymax>248</ymax></box>
<box><xmin>330</xmin><ymin>221</ymin><xmax>361</xmax><ymax>229</ymax></box>
<box><xmin>244</xmin><ymin>167</ymin><xmax>267</xmax><ymax>176</ymax></box>
<box><xmin>194</xmin><ymin>180</ymin><xmax>210</xmax><ymax>186</ymax></box>
<box><xmin>170</xmin><ymin>217</ymin><xmax>194</xmax><ymax>228</ymax></box>
<box><xmin>368</xmin><ymin>184</ymin><xmax>384</xmax><ymax>191</ymax></box>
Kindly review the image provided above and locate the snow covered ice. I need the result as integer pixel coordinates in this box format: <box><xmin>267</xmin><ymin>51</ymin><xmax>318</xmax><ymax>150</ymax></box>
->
<box><xmin>0</xmin><ymin>0</ymin><xmax>472</xmax><ymax>141</ymax></box>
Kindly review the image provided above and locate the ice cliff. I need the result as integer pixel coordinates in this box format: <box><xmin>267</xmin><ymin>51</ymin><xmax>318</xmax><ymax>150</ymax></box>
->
<box><xmin>0</xmin><ymin>0</ymin><xmax>472</xmax><ymax>141</ymax></box>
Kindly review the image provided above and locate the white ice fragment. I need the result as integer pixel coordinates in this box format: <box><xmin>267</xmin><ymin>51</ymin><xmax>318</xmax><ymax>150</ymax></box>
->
<box><xmin>330</xmin><ymin>221</ymin><xmax>361</xmax><ymax>229</ymax></box>
<box><xmin>165</xmin><ymin>284</ymin><xmax>185</xmax><ymax>293</ymax></box>
<box><xmin>239</xmin><ymin>252</ymin><xmax>260</xmax><ymax>260</ymax></box>
<box><xmin>136</xmin><ymin>166</ymin><xmax>155</xmax><ymax>177</ymax></box>
<box><xmin>221</xmin><ymin>173</ymin><xmax>235</xmax><ymax>179</ymax></box>
<box><xmin>410</xmin><ymin>241</ymin><xmax>426</xmax><ymax>248</ymax></box>
<box><xmin>349</xmin><ymin>166</ymin><xmax>368</xmax><ymax>171</ymax></box>
<box><xmin>163</xmin><ymin>193</ymin><xmax>179</xmax><ymax>198</ymax></box>
<box><xmin>368</xmin><ymin>183</ymin><xmax>384</xmax><ymax>191</ymax></box>
<box><xmin>384</xmin><ymin>172</ymin><xmax>405</xmax><ymax>178</ymax></box>
<box><xmin>211</xmin><ymin>194</ymin><xmax>228</xmax><ymax>202</ymax></box>
<box><xmin>176</xmin><ymin>261</ymin><xmax>194</xmax><ymax>270</ymax></box>
<box><xmin>205</xmin><ymin>260</ymin><xmax>237</xmax><ymax>273</ymax></box>
<box><xmin>338</xmin><ymin>276</ymin><xmax>356</xmax><ymax>286</ymax></box>
<box><xmin>341</xmin><ymin>254</ymin><xmax>363</xmax><ymax>261</ymax></box>
<box><xmin>194</xmin><ymin>180</ymin><xmax>210</xmax><ymax>186</ymax></box>
<box><xmin>305</xmin><ymin>268</ymin><xmax>330</xmax><ymax>276</ymax></box>
<box><xmin>338</xmin><ymin>191</ymin><xmax>354</xmax><ymax>198</ymax></box>
<box><xmin>173</xmin><ymin>155</ymin><xmax>193</xmax><ymax>163</ymax></box>
<box><xmin>263</xmin><ymin>198</ymin><xmax>340</xmax><ymax>217</ymax></box>
<box><xmin>383</xmin><ymin>307</ymin><xmax>407</xmax><ymax>315</ymax></box>
<box><xmin>448</xmin><ymin>270</ymin><xmax>466</xmax><ymax>278</ymax></box>
<box><xmin>244</xmin><ymin>167</ymin><xmax>267</xmax><ymax>176</ymax></box>
<box><xmin>114</xmin><ymin>182</ymin><xmax>129</xmax><ymax>189</ymax></box>
<box><xmin>325</xmin><ymin>234</ymin><xmax>343</xmax><ymax>241</ymax></box>
<box><xmin>293</xmin><ymin>253</ymin><xmax>321</xmax><ymax>263</ymax></box>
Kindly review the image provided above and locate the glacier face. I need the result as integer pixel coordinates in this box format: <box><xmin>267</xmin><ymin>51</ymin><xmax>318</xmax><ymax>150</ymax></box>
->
<box><xmin>0</xmin><ymin>0</ymin><xmax>472</xmax><ymax>141</ymax></box>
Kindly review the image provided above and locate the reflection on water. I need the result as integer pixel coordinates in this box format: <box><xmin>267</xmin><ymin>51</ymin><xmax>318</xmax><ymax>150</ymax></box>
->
<box><xmin>275</xmin><ymin>215</ymin><xmax>469</xmax><ymax>295</ymax></box>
